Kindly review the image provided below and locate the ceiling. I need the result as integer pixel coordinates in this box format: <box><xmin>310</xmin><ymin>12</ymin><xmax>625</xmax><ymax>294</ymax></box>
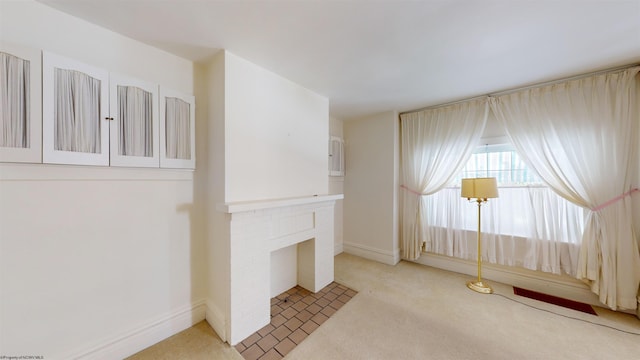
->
<box><xmin>39</xmin><ymin>0</ymin><xmax>640</xmax><ymax>120</ymax></box>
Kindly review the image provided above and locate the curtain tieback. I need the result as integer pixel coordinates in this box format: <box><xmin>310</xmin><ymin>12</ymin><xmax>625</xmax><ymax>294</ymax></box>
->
<box><xmin>401</xmin><ymin>185</ymin><xmax>426</xmax><ymax>196</ymax></box>
<box><xmin>591</xmin><ymin>188</ymin><xmax>639</xmax><ymax>211</ymax></box>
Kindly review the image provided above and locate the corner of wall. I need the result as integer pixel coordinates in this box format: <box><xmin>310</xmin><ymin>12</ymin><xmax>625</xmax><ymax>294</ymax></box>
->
<box><xmin>343</xmin><ymin>111</ymin><xmax>400</xmax><ymax>266</ymax></box>
<box><xmin>392</xmin><ymin>111</ymin><xmax>400</xmax><ymax>259</ymax></box>
<box><xmin>205</xmin><ymin>299</ymin><xmax>228</xmax><ymax>343</ymax></box>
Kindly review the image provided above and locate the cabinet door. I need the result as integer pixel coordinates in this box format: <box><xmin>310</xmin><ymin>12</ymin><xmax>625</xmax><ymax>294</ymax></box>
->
<box><xmin>329</xmin><ymin>136</ymin><xmax>344</xmax><ymax>176</ymax></box>
<box><xmin>0</xmin><ymin>42</ymin><xmax>42</xmax><ymax>163</ymax></box>
<box><xmin>42</xmin><ymin>52</ymin><xmax>109</xmax><ymax>166</ymax></box>
<box><xmin>109</xmin><ymin>73</ymin><xmax>159</xmax><ymax>167</ymax></box>
<box><xmin>159</xmin><ymin>87</ymin><xmax>195</xmax><ymax>169</ymax></box>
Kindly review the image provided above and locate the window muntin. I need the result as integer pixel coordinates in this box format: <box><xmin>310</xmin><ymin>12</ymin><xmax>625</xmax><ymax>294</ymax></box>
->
<box><xmin>454</xmin><ymin>144</ymin><xmax>542</xmax><ymax>186</ymax></box>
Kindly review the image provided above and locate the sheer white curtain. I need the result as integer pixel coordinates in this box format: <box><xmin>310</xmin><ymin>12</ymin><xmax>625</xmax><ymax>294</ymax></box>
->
<box><xmin>490</xmin><ymin>67</ymin><xmax>640</xmax><ymax>310</ymax></box>
<box><xmin>400</xmin><ymin>99</ymin><xmax>488</xmax><ymax>260</ymax></box>
<box><xmin>425</xmin><ymin>186</ymin><xmax>584</xmax><ymax>275</ymax></box>
<box><xmin>118</xmin><ymin>85</ymin><xmax>153</xmax><ymax>157</ymax></box>
<box><xmin>0</xmin><ymin>52</ymin><xmax>30</xmax><ymax>148</ymax></box>
<box><xmin>54</xmin><ymin>68</ymin><xmax>101</xmax><ymax>153</ymax></box>
<box><xmin>165</xmin><ymin>97</ymin><xmax>191</xmax><ymax>160</ymax></box>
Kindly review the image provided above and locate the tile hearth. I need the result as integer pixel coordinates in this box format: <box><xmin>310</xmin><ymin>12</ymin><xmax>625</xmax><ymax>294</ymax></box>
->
<box><xmin>235</xmin><ymin>282</ymin><xmax>357</xmax><ymax>360</ymax></box>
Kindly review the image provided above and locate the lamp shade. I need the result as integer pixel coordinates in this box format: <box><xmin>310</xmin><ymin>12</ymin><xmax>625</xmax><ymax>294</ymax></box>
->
<box><xmin>461</xmin><ymin>177</ymin><xmax>498</xmax><ymax>199</ymax></box>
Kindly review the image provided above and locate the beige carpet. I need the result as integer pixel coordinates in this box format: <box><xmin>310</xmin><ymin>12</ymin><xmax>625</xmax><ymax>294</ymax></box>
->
<box><xmin>129</xmin><ymin>253</ymin><xmax>640</xmax><ymax>360</ymax></box>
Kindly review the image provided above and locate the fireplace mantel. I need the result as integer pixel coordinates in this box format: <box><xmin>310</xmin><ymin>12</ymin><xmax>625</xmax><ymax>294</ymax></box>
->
<box><xmin>217</xmin><ymin>194</ymin><xmax>343</xmax><ymax>213</ymax></box>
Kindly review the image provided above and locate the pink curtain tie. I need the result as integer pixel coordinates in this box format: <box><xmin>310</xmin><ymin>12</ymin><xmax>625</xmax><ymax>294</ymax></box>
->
<box><xmin>591</xmin><ymin>188</ymin><xmax>639</xmax><ymax>211</ymax></box>
<box><xmin>400</xmin><ymin>185</ymin><xmax>425</xmax><ymax>196</ymax></box>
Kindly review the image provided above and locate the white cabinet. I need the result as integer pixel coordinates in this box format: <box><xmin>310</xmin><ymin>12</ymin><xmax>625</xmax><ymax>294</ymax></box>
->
<box><xmin>41</xmin><ymin>51</ymin><xmax>194</xmax><ymax>169</ymax></box>
<box><xmin>159</xmin><ymin>87</ymin><xmax>195</xmax><ymax>169</ymax></box>
<box><xmin>0</xmin><ymin>42</ymin><xmax>42</xmax><ymax>163</ymax></box>
<box><xmin>109</xmin><ymin>73</ymin><xmax>160</xmax><ymax>168</ymax></box>
<box><xmin>329</xmin><ymin>136</ymin><xmax>344</xmax><ymax>176</ymax></box>
<box><xmin>42</xmin><ymin>51</ymin><xmax>109</xmax><ymax>166</ymax></box>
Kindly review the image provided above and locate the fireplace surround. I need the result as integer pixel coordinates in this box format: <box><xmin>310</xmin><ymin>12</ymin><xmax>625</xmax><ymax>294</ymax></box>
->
<box><xmin>216</xmin><ymin>194</ymin><xmax>342</xmax><ymax>344</ymax></box>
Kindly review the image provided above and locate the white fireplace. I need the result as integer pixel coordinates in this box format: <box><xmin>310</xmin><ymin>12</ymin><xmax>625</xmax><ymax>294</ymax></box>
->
<box><xmin>215</xmin><ymin>194</ymin><xmax>342</xmax><ymax>345</ymax></box>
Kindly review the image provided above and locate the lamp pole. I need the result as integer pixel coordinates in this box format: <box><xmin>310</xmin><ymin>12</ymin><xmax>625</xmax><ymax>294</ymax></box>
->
<box><xmin>467</xmin><ymin>198</ymin><xmax>493</xmax><ymax>294</ymax></box>
<box><xmin>477</xmin><ymin>199</ymin><xmax>482</xmax><ymax>283</ymax></box>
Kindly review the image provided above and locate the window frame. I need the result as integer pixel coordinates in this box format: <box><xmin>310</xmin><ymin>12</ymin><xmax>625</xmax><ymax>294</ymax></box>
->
<box><xmin>456</xmin><ymin>142</ymin><xmax>542</xmax><ymax>187</ymax></box>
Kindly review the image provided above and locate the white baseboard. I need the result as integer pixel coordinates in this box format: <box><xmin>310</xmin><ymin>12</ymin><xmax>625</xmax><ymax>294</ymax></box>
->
<box><xmin>205</xmin><ymin>299</ymin><xmax>227</xmax><ymax>343</ymax></box>
<box><xmin>417</xmin><ymin>253</ymin><xmax>638</xmax><ymax>317</ymax></box>
<box><xmin>413</xmin><ymin>252</ymin><xmax>610</xmax><ymax>308</ymax></box>
<box><xmin>334</xmin><ymin>242</ymin><xmax>344</xmax><ymax>255</ymax></box>
<box><xmin>69</xmin><ymin>300</ymin><xmax>207</xmax><ymax>360</ymax></box>
<box><xmin>343</xmin><ymin>242</ymin><xmax>400</xmax><ymax>265</ymax></box>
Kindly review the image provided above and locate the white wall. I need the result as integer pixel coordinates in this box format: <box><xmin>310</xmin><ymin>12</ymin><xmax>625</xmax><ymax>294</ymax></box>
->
<box><xmin>329</xmin><ymin>116</ymin><xmax>344</xmax><ymax>254</ymax></box>
<box><xmin>224</xmin><ymin>52</ymin><xmax>329</xmax><ymax>203</ymax></box>
<box><xmin>343</xmin><ymin>111</ymin><xmax>400</xmax><ymax>265</ymax></box>
<box><xmin>196</xmin><ymin>50</ymin><xmax>331</xmax><ymax>342</ymax></box>
<box><xmin>0</xmin><ymin>2</ymin><xmax>202</xmax><ymax>358</ymax></box>
<box><xmin>194</xmin><ymin>52</ymin><xmax>230</xmax><ymax>340</ymax></box>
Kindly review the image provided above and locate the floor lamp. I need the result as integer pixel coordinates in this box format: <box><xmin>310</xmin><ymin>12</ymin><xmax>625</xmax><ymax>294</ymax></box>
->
<box><xmin>461</xmin><ymin>177</ymin><xmax>498</xmax><ymax>294</ymax></box>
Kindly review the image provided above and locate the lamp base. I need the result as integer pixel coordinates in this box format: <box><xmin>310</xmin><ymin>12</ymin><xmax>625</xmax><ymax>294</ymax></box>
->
<box><xmin>467</xmin><ymin>280</ymin><xmax>493</xmax><ymax>294</ymax></box>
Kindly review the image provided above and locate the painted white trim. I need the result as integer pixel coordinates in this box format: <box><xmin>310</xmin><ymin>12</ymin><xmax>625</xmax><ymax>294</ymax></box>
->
<box><xmin>205</xmin><ymin>299</ymin><xmax>228</xmax><ymax>344</ymax></box>
<box><xmin>65</xmin><ymin>300</ymin><xmax>207</xmax><ymax>360</ymax></box>
<box><xmin>334</xmin><ymin>242</ymin><xmax>344</xmax><ymax>256</ymax></box>
<box><xmin>218</xmin><ymin>194</ymin><xmax>343</xmax><ymax>213</ymax></box>
<box><xmin>0</xmin><ymin>163</ymin><xmax>193</xmax><ymax>181</ymax></box>
<box><xmin>343</xmin><ymin>242</ymin><xmax>400</xmax><ymax>265</ymax></box>
<box><xmin>414</xmin><ymin>252</ymin><xmax>613</xmax><ymax>309</ymax></box>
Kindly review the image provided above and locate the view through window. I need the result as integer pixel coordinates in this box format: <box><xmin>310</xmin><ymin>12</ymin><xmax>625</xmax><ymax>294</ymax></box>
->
<box><xmin>454</xmin><ymin>144</ymin><xmax>542</xmax><ymax>186</ymax></box>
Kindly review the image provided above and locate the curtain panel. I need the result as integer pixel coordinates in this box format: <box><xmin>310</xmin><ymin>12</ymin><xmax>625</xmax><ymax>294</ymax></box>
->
<box><xmin>425</xmin><ymin>186</ymin><xmax>583</xmax><ymax>275</ymax></box>
<box><xmin>0</xmin><ymin>51</ymin><xmax>30</xmax><ymax>148</ymax></box>
<box><xmin>54</xmin><ymin>68</ymin><xmax>101</xmax><ymax>153</ymax></box>
<box><xmin>490</xmin><ymin>67</ymin><xmax>640</xmax><ymax>310</ymax></box>
<box><xmin>165</xmin><ymin>97</ymin><xmax>191</xmax><ymax>160</ymax></box>
<box><xmin>118</xmin><ymin>85</ymin><xmax>153</xmax><ymax>157</ymax></box>
<box><xmin>399</xmin><ymin>99</ymin><xmax>488</xmax><ymax>260</ymax></box>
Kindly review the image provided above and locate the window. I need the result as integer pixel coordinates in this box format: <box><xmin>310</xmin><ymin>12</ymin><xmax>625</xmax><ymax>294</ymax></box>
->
<box><xmin>456</xmin><ymin>144</ymin><xmax>541</xmax><ymax>186</ymax></box>
<box><xmin>424</xmin><ymin>142</ymin><xmax>584</xmax><ymax>275</ymax></box>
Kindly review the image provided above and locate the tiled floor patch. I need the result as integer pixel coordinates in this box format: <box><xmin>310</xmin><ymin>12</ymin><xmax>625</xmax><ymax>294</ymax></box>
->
<box><xmin>235</xmin><ymin>282</ymin><xmax>357</xmax><ymax>360</ymax></box>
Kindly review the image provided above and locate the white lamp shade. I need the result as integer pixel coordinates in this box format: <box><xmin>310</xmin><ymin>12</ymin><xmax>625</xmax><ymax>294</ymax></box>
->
<box><xmin>461</xmin><ymin>177</ymin><xmax>499</xmax><ymax>199</ymax></box>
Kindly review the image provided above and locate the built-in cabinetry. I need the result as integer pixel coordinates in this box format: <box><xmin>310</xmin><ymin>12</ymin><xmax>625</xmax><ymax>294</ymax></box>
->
<box><xmin>109</xmin><ymin>72</ymin><xmax>160</xmax><ymax>168</ymax></box>
<box><xmin>159</xmin><ymin>87</ymin><xmax>195</xmax><ymax>169</ymax></box>
<box><xmin>0</xmin><ymin>46</ymin><xmax>195</xmax><ymax>169</ymax></box>
<box><xmin>42</xmin><ymin>52</ymin><xmax>109</xmax><ymax>166</ymax></box>
<box><xmin>0</xmin><ymin>43</ymin><xmax>42</xmax><ymax>163</ymax></box>
<box><xmin>329</xmin><ymin>135</ymin><xmax>344</xmax><ymax>176</ymax></box>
